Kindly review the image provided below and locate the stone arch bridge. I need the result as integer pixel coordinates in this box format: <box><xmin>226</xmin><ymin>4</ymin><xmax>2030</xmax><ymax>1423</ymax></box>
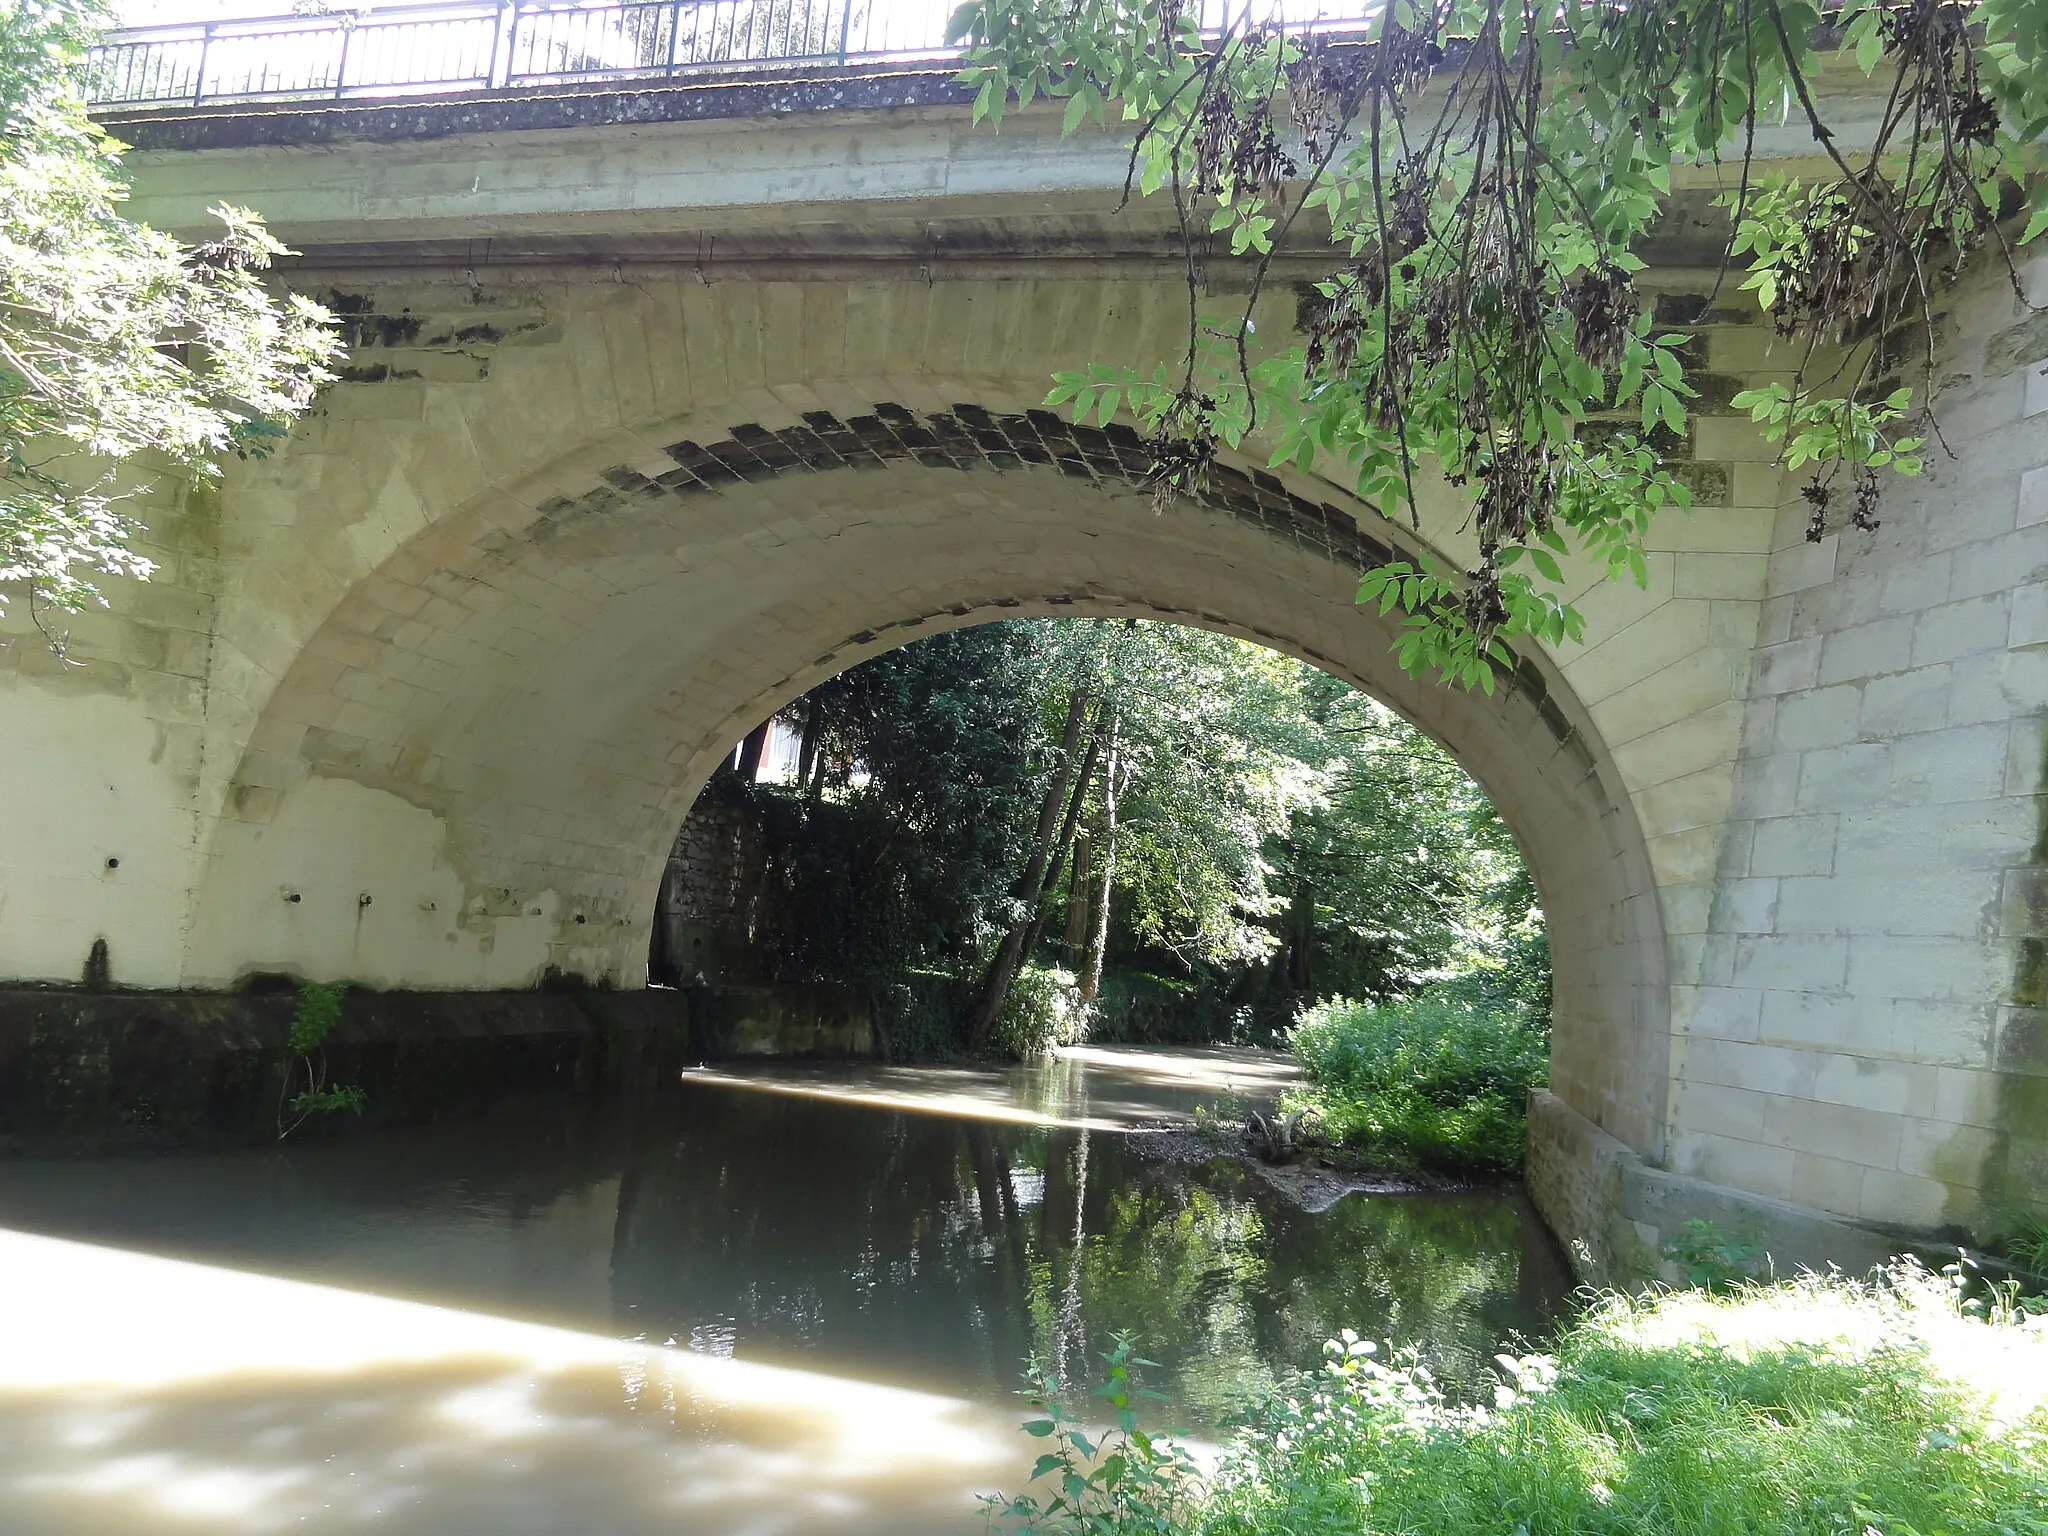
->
<box><xmin>2</xmin><ymin>58</ymin><xmax>2045</xmax><ymax>1279</ymax></box>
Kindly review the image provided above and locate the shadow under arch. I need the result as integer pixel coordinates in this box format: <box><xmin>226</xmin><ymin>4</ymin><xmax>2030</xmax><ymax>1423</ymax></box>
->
<box><xmin>191</xmin><ymin>400</ymin><xmax>1670</xmax><ymax>1164</ymax></box>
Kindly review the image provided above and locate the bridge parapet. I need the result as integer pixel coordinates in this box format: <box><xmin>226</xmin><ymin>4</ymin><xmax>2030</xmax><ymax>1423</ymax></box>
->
<box><xmin>87</xmin><ymin>0</ymin><xmax>1370</xmax><ymax>111</ymax></box>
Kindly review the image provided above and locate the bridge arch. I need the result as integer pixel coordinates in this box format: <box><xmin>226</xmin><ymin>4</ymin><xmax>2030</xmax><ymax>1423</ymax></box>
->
<box><xmin>188</xmin><ymin>388</ymin><xmax>1672</xmax><ymax>1173</ymax></box>
<box><xmin>0</xmin><ymin>72</ymin><xmax>2026</xmax><ymax>1282</ymax></box>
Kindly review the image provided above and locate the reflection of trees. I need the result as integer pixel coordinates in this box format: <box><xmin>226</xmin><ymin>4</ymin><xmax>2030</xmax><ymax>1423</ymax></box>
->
<box><xmin>0</xmin><ymin>1074</ymin><xmax>1568</xmax><ymax>1433</ymax></box>
<box><xmin>603</xmin><ymin>1084</ymin><xmax>1571</xmax><ymax>1428</ymax></box>
<box><xmin>1242</xmin><ymin>1182</ymin><xmax>1573</xmax><ymax>1396</ymax></box>
<box><xmin>607</xmin><ymin>1085</ymin><xmax>1021</xmax><ymax>1387</ymax></box>
<box><xmin>1070</xmin><ymin>1174</ymin><xmax>1273</xmax><ymax>1422</ymax></box>
<box><xmin>1050</xmin><ymin>1159</ymin><xmax>1573</xmax><ymax>1424</ymax></box>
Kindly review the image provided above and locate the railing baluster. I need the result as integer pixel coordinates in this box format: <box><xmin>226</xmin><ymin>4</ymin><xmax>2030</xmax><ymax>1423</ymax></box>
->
<box><xmin>492</xmin><ymin>1</ymin><xmax>513</xmax><ymax>88</ymax></box>
<box><xmin>334</xmin><ymin>19</ymin><xmax>353</xmax><ymax>97</ymax></box>
<box><xmin>86</xmin><ymin>0</ymin><xmax>1379</xmax><ymax>109</ymax></box>
<box><xmin>190</xmin><ymin>21</ymin><xmax>212</xmax><ymax>106</ymax></box>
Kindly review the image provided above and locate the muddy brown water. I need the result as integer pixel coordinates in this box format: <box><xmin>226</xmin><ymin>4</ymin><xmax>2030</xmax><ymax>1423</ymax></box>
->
<box><xmin>0</xmin><ymin>1046</ymin><xmax>1570</xmax><ymax>1534</ymax></box>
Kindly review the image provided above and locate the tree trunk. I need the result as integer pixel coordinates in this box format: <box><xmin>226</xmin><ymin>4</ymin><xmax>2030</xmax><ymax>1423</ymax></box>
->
<box><xmin>1019</xmin><ymin>717</ymin><xmax>1104</xmax><ymax>967</ymax></box>
<box><xmin>648</xmin><ymin>859</ymin><xmax>679</xmax><ymax>984</ymax></box>
<box><xmin>1077</xmin><ymin>717</ymin><xmax>1121</xmax><ymax>1003</ymax></box>
<box><xmin>1063</xmin><ymin>833</ymin><xmax>1092</xmax><ymax>965</ymax></box>
<box><xmin>968</xmin><ymin>683</ymin><xmax>1095</xmax><ymax>1045</ymax></box>
<box><xmin>796</xmin><ymin>696</ymin><xmax>823</xmax><ymax>798</ymax></box>
<box><xmin>736</xmin><ymin>720</ymin><xmax>771</xmax><ymax>782</ymax></box>
<box><xmin>1287</xmin><ymin>877</ymin><xmax>1316</xmax><ymax>991</ymax></box>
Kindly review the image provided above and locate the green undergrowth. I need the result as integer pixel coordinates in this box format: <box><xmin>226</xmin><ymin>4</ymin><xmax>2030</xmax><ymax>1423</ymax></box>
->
<box><xmin>985</xmin><ymin>1265</ymin><xmax>2048</xmax><ymax>1536</ymax></box>
<box><xmin>1282</xmin><ymin>993</ymin><xmax>1548</xmax><ymax>1175</ymax></box>
<box><xmin>2001</xmin><ymin>1213</ymin><xmax>2048</xmax><ymax>1281</ymax></box>
<box><xmin>1087</xmin><ymin>970</ymin><xmax>1233</xmax><ymax>1046</ymax></box>
<box><xmin>991</xmin><ymin>962</ymin><xmax>1089</xmax><ymax>1061</ymax></box>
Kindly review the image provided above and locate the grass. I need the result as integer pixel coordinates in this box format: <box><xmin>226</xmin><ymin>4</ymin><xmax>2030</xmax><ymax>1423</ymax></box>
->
<box><xmin>1282</xmin><ymin>993</ymin><xmax>1548</xmax><ymax>1174</ymax></box>
<box><xmin>2004</xmin><ymin>1213</ymin><xmax>2048</xmax><ymax>1279</ymax></box>
<box><xmin>987</xmin><ymin>1265</ymin><xmax>2048</xmax><ymax>1536</ymax></box>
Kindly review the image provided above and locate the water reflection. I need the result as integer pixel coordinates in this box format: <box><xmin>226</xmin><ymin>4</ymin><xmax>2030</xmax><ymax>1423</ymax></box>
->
<box><xmin>613</xmin><ymin>1069</ymin><xmax>1569</xmax><ymax>1418</ymax></box>
<box><xmin>0</xmin><ymin>1047</ymin><xmax>1572</xmax><ymax>1533</ymax></box>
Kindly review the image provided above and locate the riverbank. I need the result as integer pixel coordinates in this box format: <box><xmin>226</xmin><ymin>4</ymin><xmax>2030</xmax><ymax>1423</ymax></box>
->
<box><xmin>986</xmin><ymin>1264</ymin><xmax>2048</xmax><ymax>1536</ymax></box>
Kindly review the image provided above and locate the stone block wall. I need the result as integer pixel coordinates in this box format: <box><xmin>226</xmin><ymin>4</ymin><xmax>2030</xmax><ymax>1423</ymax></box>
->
<box><xmin>1664</xmin><ymin>250</ymin><xmax>2048</xmax><ymax>1240</ymax></box>
<box><xmin>649</xmin><ymin>788</ymin><xmax>754</xmax><ymax>982</ymax></box>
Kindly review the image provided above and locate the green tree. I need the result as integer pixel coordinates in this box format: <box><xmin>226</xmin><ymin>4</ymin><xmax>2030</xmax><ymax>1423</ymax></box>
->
<box><xmin>1082</xmin><ymin>622</ymin><xmax>1322</xmax><ymax>981</ymax></box>
<box><xmin>0</xmin><ymin>0</ymin><xmax>336</xmax><ymax>620</ymax></box>
<box><xmin>968</xmin><ymin>626</ymin><xmax>1109</xmax><ymax>1042</ymax></box>
<box><xmin>1046</xmin><ymin>624</ymin><xmax>1537</xmax><ymax>1023</ymax></box>
<box><xmin>949</xmin><ymin>0</ymin><xmax>2048</xmax><ymax>687</ymax></box>
<box><xmin>703</xmin><ymin>620</ymin><xmax>1061</xmax><ymax>987</ymax></box>
<box><xmin>707</xmin><ymin>616</ymin><xmax>1543</xmax><ymax>1049</ymax></box>
<box><xmin>1265</xmin><ymin>677</ymin><xmax>1532</xmax><ymax>1008</ymax></box>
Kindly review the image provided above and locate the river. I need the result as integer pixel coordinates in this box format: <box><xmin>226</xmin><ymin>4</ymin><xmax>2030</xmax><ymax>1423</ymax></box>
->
<box><xmin>0</xmin><ymin>1046</ymin><xmax>1571</xmax><ymax>1534</ymax></box>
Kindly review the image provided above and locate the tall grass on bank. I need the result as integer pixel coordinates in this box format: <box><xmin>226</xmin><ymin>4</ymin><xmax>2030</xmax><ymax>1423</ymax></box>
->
<box><xmin>1284</xmin><ymin>994</ymin><xmax>1547</xmax><ymax>1174</ymax></box>
<box><xmin>986</xmin><ymin>1266</ymin><xmax>2048</xmax><ymax>1536</ymax></box>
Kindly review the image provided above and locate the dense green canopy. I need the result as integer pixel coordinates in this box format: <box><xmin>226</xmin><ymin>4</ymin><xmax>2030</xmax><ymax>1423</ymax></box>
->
<box><xmin>694</xmin><ymin>617</ymin><xmax>1541</xmax><ymax>1048</ymax></box>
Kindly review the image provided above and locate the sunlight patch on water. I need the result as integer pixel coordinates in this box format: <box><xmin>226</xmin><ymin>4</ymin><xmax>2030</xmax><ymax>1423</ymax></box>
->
<box><xmin>1054</xmin><ymin>1045</ymin><xmax>1301</xmax><ymax>1093</ymax></box>
<box><xmin>681</xmin><ymin>1065</ymin><xmax>1146</xmax><ymax>1130</ymax></box>
<box><xmin>0</xmin><ymin>1227</ymin><xmax>1017</xmax><ymax>1535</ymax></box>
<box><xmin>683</xmin><ymin>1045</ymin><xmax>1295</xmax><ymax>1132</ymax></box>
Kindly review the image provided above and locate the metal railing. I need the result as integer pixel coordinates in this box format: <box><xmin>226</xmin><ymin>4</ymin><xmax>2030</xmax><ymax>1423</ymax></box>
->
<box><xmin>86</xmin><ymin>0</ymin><xmax>1374</xmax><ymax>110</ymax></box>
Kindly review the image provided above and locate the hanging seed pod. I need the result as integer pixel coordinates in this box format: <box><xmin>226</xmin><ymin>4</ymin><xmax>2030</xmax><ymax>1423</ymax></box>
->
<box><xmin>1564</xmin><ymin>264</ymin><xmax>1637</xmax><ymax>372</ymax></box>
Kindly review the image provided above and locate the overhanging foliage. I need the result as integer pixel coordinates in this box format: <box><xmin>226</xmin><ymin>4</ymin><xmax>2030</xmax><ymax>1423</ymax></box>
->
<box><xmin>0</xmin><ymin>0</ymin><xmax>337</xmax><ymax>624</ymax></box>
<box><xmin>948</xmin><ymin>0</ymin><xmax>2048</xmax><ymax>686</ymax></box>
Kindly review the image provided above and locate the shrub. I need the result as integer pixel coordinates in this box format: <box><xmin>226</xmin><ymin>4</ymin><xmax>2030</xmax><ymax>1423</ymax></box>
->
<box><xmin>278</xmin><ymin>980</ymin><xmax>365</xmax><ymax>1138</ymax></box>
<box><xmin>992</xmin><ymin>963</ymin><xmax>1085</xmax><ymax>1061</ymax></box>
<box><xmin>867</xmin><ymin>970</ymin><xmax>963</xmax><ymax>1061</ymax></box>
<box><xmin>1087</xmin><ymin>969</ymin><xmax>1233</xmax><ymax>1045</ymax></box>
<box><xmin>988</xmin><ymin>1265</ymin><xmax>2048</xmax><ymax>1536</ymax></box>
<box><xmin>979</xmin><ymin>1337</ymin><xmax>1202</xmax><ymax>1535</ymax></box>
<box><xmin>2003</xmin><ymin>1212</ymin><xmax>2048</xmax><ymax>1280</ymax></box>
<box><xmin>1283</xmin><ymin>993</ymin><xmax>1547</xmax><ymax>1174</ymax></box>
